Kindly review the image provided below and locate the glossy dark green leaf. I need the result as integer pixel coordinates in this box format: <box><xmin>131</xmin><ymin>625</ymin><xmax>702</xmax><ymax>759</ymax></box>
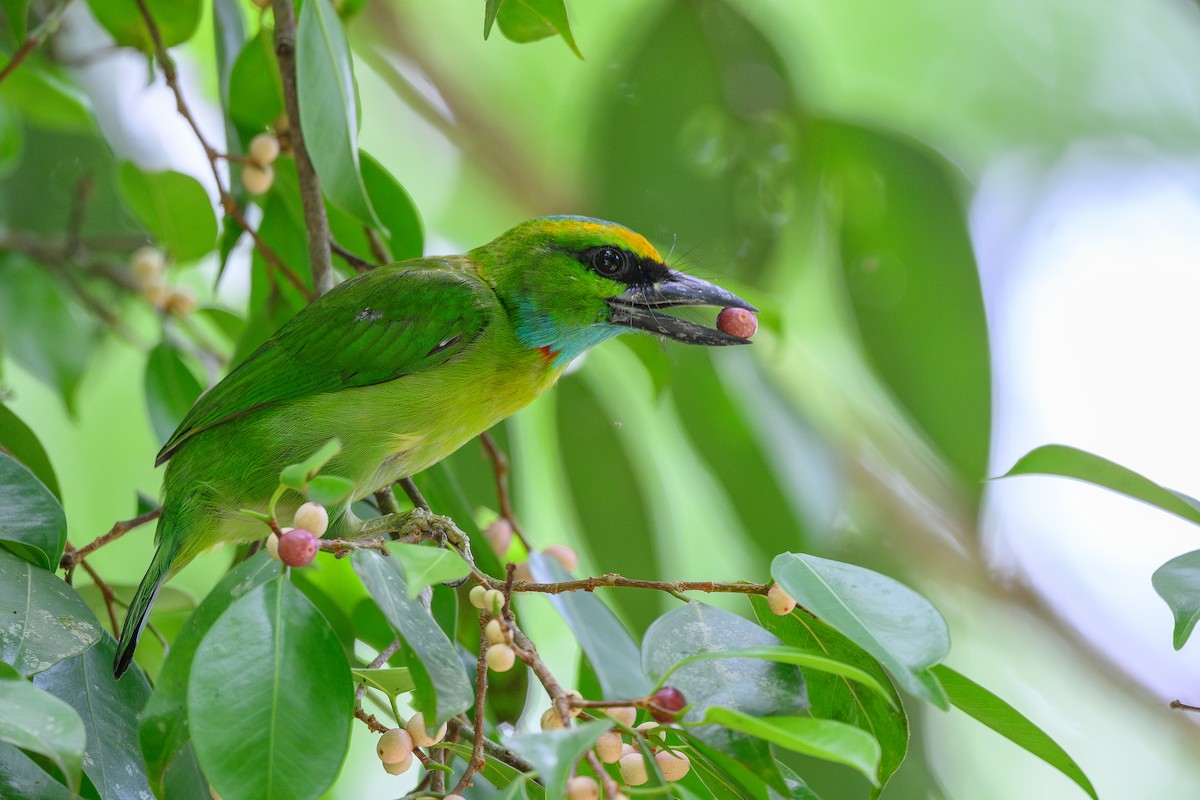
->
<box><xmin>506</xmin><ymin>720</ymin><xmax>613</xmax><ymax>799</ymax></box>
<box><xmin>772</xmin><ymin>553</ymin><xmax>949</xmax><ymax>708</ymax></box>
<box><xmin>388</xmin><ymin>543</ymin><xmax>471</xmax><ymax>600</ymax></box>
<box><xmin>587</xmin><ymin>0</ymin><xmax>794</xmax><ymax>281</ymax></box>
<box><xmin>642</xmin><ymin>602</ymin><xmax>806</xmax><ymax>788</ymax></box>
<box><xmin>296</xmin><ymin>0</ymin><xmax>378</xmax><ymax>227</ymax></box>
<box><xmin>140</xmin><ymin>552</ymin><xmax>280</xmax><ymax>796</ymax></box>
<box><xmin>1003</xmin><ymin>444</ymin><xmax>1200</xmax><ymax>526</ymax></box>
<box><xmin>189</xmin><ymin>576</ymin><xmax>352</xmax><ymax>800</ymax></box>
<box><xmin>1153</xmin><ymin>550</ymin><xmax>1200</xmax><ymax>649</ymax></box>
<box><xmin>933</xmin><ymin>665</ymin><xmax>1097</xmax><ymax>799</ymax></box>
<box><xmin>0</xmin><ymin>402</ymin><xmax>59</xmax><ymax>499</ymax></box>
<box><xmin>0</xmin><ymin>65</ymin><xmax>93</xmax><ymax>131</ymax></box>
<box><xmin>228</xmin><ymin>26</ymin><xmax>284</xmax><ymax>145</ymax></box>
<box><xmin>528</xmin><ymin>552</ymin><xmax>652</xmax><ymax>699</ymax></box>
<box><xmin>352</xmin><ymin>549</ymin><xmax>474</xmax><ymax>725</ymax></box>
<box><xmin>0</xmin><ymin>741</ymin><xmax>73</xmax><ymax>800</ymax></box>
<box><xmin>0</xmin><ymin>549</ymin><xmax>102</xmax><ymax>676</ymax></box>
<box><xmin>496</xmin><ymin>0</ymin><xmax>581</xmax><ymax>57</ymax></box>
<box><xmin>116</xmin><ymin>161</ymin><xmax>217</xmax><ymax>263</ymax></box>
<box><xmin>0</xmin><ymin>255</ymin><xmax>94</xmax><ymax>411</ymax></box>
<box><xmin>806</xmin><ymin>119</ymin><xmax>990</xmax><ymax>490</ymax></box>
<box><xmin>0</xmin><ymin>662</ymin><xmax>84</xmax><ymax>794</ymax></box>
<box><xmin>750</xmin><ymin>594</ymin><xmax>907</xmax><ymax>793</ymax></box>
<box><xmin>33</xmin><ymin>633</ymin><xmax>154</xmax><ymax>800</ymax></box>
<box><xmin>85</xmin><ymin>0</ymin><xmax>201</xmax><ymax>51</ymax></box>
<box><xmin>144</xmin><ymin>341</ymin><xmax>204</xmax><ymax>446</ymax></box>
<box><xmin>361</xmin><ymin>152</ymin><xmax>422</xmax><ymax>261</ymax></box>
<box><xmin>0</xmin><ymin>453</ymin><xmax>67</xmax><ymax>570</ymax></box>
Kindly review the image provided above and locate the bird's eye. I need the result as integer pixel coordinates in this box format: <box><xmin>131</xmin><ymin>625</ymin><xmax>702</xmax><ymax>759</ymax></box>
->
<box><xmin>589</xmin><ymin>247</ymin><xmax>628</xmax><ymax>279</ymax></box>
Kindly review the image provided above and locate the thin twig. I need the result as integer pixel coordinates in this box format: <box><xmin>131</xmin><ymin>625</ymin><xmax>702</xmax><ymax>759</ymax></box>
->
<box><xmin>1171</xmin><ymin>700</ymin><xmax>1200</xmax><ymax>713</ymax></box>
<box><xmin>79</xmin><ymin>559</ymin><xmax>121</xmax><ymax>635</ymax></box>
<box><xmin>450</xmin><ymin>617</ymin><xmax>491</xmax><ymax>795</ymax></box>
<box><xmin>374</xmin><ymin>485</ymin><xmax>400</xmax><ymax>515</ymax></box>
<box><xmin>353</xmin><ymin>639</ymin><xmax>401</xmax><ymax>734</ymax></box>
<box><xmin>496</xmin><ymin>573</ymin><xmax>771</xmax><ymax>597</ymax></box>
<box><xmin>399</xmin><ymin>477</ymin><xmax>431</xmax><ymax>512</ymax></box>
<box><xmin>480</xmin><ymin>432</ymin><xmax>532</xmax><ymax>550</ymax></box>
<box><xmin>446</xmin><ymin>717</ymin><xmax>536</xmax><ymax>775</ymax></box>
<box><xmin>330</xmin><ymin>240</ymin><xmax>379</xmax><ymax>273</ymax></box>
<box><xmin>271</xmin><ymin>0</ymin><xmax>334</xmax><ymax>297</ymax></box>
<box><xmin>0</xmin><ymin>0</ymin><xmax>74</xmax><ymax>85</ymax></box>
<box><xmin>365</xmin><ymin>226</ymin><xmax>391</xmax><ymax>265</ymax></box>
<box><xmin>60</xmin><ymin>507</ymin><xmax>162</xmax><ymax>570</ymax></box>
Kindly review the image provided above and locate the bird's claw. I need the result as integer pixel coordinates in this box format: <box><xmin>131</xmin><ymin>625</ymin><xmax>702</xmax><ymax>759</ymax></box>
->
<box><xmin>357</xmin><ymin>508</ymin><xmax>475</xmax><ymax>586</ymax></box>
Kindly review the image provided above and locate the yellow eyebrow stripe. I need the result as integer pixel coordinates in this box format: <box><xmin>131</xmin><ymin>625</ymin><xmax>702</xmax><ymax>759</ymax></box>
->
<box><xmin>570</xmin><ymin>221</ymin><xmax>662</xmax><ymax>262</ymax></box>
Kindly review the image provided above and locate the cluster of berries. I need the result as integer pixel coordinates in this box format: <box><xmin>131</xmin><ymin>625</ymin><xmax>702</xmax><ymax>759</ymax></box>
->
<box><xmin>242</xmin><ymin>132</ymin><xmax>282</xmax><ymax>195</ymax></box>
<box><xmin>375</xmin><ymin>710</ymin><xmax>449</xmax><ymax>783</ymax></box>
<box><xmin>265</xmin><ymin>501</ymin><xmax>327</xmax><ymax>567</ymax></box>
<box><xmin>130</xmin><ymin>247</ymin><xmax>195</xmax><ymax>315</ymax></box>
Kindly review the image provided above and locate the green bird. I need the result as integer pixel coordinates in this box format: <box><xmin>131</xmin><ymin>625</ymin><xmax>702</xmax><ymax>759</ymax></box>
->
<box><xmin>114</xmin><ymin>216</ymin><xmax>755</xmax><ymax>678</ymax></box>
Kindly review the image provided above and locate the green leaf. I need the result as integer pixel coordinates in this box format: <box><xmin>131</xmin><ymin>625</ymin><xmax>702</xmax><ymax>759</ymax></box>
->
<box><xmin>33</xmin><ymin>632</ymin><xmax>154</xmax><ymax>799</ymax></box>
<box><xmin>0</xmin><ymin>741</ymin><xmax>73</xmax><ymax>800</ymax></box>
<box><xmin>808</xmin><ymin>119</ymin><xmax>991</xmax><ymax>491</ymax></box>
<box><xmin>140</xmin><ymin>552</ymin><xmax>281</xmax><ymax>796</ymax></box>
<box><xmin>0</xmin><ymin>452</ymin><xmax>67</xmax><ymax>570</ymax></box>
<box><xmin>483</xmin><ymin>0</ymin><xmax>504</xmax><ymax>38</ymax></box>
<box><xmin>506</xmin><ymin>721</ymin><xmax>614</xmax><ymax>799</ymax></box>
<box><xmin>0</xmin><ymin>549</ymin><xmax>102</xmax><ymax>676</ymax></box>
<box><xmin>352</xmin><ymin>550</ymin><xmax>474</xmax><ymax>725</ymax></box>
<box><xmin>0</xmin><ymin>255</ymin><xmax>94</xmax><ymax>411</ymax></box>
<box><xmin>361</xmin><ymin>151</ymin><xmax>423</xmax><ymax>261</ymax></box>
<box><xmin>750</xmin><ymin>594</ymin><xmax>907</xmax><ymax>794</ymax></box>
<box><xmin>932</xmin><ymin>665</ymin><xmax>1097</xmax><ymax>800</ymax></box>
<box><xmin>642</xmin><ymin>602</ymin><xmax>807</xmax><ymax>789</ymax></box>
<box><xmin>85</xmin><ymin>0</ymin><xmax>202</xmax><ymax>51</ymax></box>
<box><xmin>306</xmin><ymin>474</ymin><xmax>355</xmax><ymax>506</ymax></box>
<box><xmin>388</xmin><ymin>543</ymin><xmax>471</xmax><ymax>600</ymax></box>
<box><xmin>228</xmin><ymin>26</ymin><xmax>284</xmax><ymax>144</ymax></box>
<box><xmin>300</xmin><ymin>437</ymin><xmax>343</xmax><ymax>476</ymax></box>
<box><xmin>116</xmin><ymin>161</ymin><xmax>217</xmax><ymax>263</ymax></box>
<box><xmin>1153</xmin><ymin>550</ymin><xmax>1200</xmax><ymax>649</ymax></box>
<box><xmin>528</xmin><ymin>552</ymin><xmax>652</xmax><ymax>699</ymax></box>
<box><xmin>352</xmin><ymin>666</ymin><xmax>415</xmax><ymax>696</ymax></box>
<box><xmin>296</xmin><ymin>0</ymin><xmax>379</xmax><ymax>227</ymax></box>
<box><xmin>0</xmin><ymin>402</ymin><xmax>60</xmax><ymax>499</ymax></box>
<box><xmin>1</xmin><ymin>0</ymin><xmax>32</xmax><ymax>41</ymax></box>
<box><xmin>496</xmin><ymin>0</ymin><xmax>582</xmax><ymax>57</ymax></box>
<box><xmin>772</xmin><ymin>552</ymin><xmax>949</xmax><ymax>708</ymax></box>
<box><xmin>144</xmin><ymin>341</ymin><xmax>204</xmax><ymax>446</ymax></box>
<box><xmin>656</xmin><ymin>644</ymin><xmax>896</xmax><ymax>709</ymax></box>
<box><xmin>705</xmin><ymin>706</ymin><xmax>881</xmax><ymax>786</ymax></box>
<box><xmin>1003</xmin><ymin>444</ymin><xmax>1200</xmax><ymax>526</ymax></box>
<box><xmin>0</xmin><ymin>663</ymin><xmax>84</xmax><ymax>794</ymax></box>
<box><xmin>0</xmin><ymin>64</ymin><xmax>93</xmax><ymax>131</ymax></box>
<box><xmin>440</xmin><ymin>741</ymin><xmax>546</xmax><ymax>798</ymax></box>
<box><xmin>189</xmin><ymin>576</ymin><xmax>352</xmax><ymax>800</ymax></box>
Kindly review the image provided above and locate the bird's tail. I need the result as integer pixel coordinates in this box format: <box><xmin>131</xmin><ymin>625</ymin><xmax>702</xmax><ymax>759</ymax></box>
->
<box><xmin>113</xmin><ymin>536</ymin><xmax>179</xmax><ymax>679</ymax></box>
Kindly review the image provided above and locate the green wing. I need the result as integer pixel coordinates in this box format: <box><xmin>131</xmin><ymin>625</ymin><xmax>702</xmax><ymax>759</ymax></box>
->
<box><xmin>157</xmin><ymin>265</ymin><xmax>493</xmax><ymax>466</ymax></box>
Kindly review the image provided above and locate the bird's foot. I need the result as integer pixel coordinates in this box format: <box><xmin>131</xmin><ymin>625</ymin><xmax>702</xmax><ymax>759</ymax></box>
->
<box><xmin>357</xmin><ymin>508</ymin><xmax>475</xmax><ymax>584</ymax></box>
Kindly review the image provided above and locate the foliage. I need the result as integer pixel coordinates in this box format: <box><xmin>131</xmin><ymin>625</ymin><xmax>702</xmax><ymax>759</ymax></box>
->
<box><xmin>0</xmin><ymin>0</ymin><xmax>1100</xmax><ymax>798</ymax></box>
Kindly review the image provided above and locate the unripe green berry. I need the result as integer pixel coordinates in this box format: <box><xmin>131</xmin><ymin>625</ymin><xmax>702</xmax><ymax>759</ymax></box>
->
<box><xmin>293</xmin><ymin>502</ymin><xmax>329</xmax><ymax>537</ymax></box>
<box><xmin>486</xmin><ymin>643</ymin><xmax>515</xmax><ymax>672</ymax></box>
<box><xmin>405</xmin><ymin>712</ymin><xmax>446</xmax><ymax>747</ymax></box>
<box><xmin>619</xmin><ymin>752</ymin><xmax>648</xmax><ymax>786</ymax></box>
<box><xmin>468</xmin><ymin>585</ymin><xmax>488</xmax><ymax>609</ymax></box>
<box><xmin>376</xmin><ymin>727</ymin><xmax>413</xmax><ymax>763</ymax></box>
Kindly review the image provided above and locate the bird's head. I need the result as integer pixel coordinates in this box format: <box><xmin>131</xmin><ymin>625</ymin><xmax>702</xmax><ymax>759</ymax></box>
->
<box><xmin>477</xmin><ymin>216</ymin><xmax>757</xmax><ymax>365</ymax></box>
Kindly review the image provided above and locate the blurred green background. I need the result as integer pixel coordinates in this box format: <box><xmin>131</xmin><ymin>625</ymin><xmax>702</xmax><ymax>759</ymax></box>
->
<box><xmin>5</xmin><ymin>0</ymin><xmax>1200</xmax><ymax>796</ymax></box>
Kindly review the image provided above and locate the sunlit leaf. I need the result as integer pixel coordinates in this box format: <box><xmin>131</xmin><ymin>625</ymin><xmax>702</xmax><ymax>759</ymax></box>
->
<box><xmin>189</xmin><ymin>576</ymin><xmax>352</xmax><ymax>800</ymax></box>
<box><xmin>933</xmin><ymin>665</ymin><xmax>1097</xmax><ymax>800</ymax></box>
<box><xmin>362</xmin><ymin>152</ymin><xmax>422</xmax><ymax>261</ymax></box>
<box><xmin>296</xmin><ymin>0</ymin><xmax>379</xmax><ymax>227</ymax></box>
<box><xmin>0</xmin><ymin>402</ymin><xmax>59</xmax><ymax>499</ymax></box>
<box><xmin>144</xmin><ymin>342</ymin><xmax>204</xmax><ymax>446</ymax></box>
<box><xmin>0</xmin><ymin>662</ymin><xmax>84</xmax><ymax>795</ymax></box>
<box><xmin>1003</xmin><ymin>444</ymin><xmax>1200</xmax><ymax>526</ymax></box>
<box><xmin>388</xmin><ymin>542</ymin><xmax>471</xmax><ymax>600</ymax></box>
<box><xmin>0</xmin><ymin>453</ymin><xmax>67</xmax><ymax>570</ymax></box>
<box><xmin>506</xmin><ymin>721</ymin><xmax>614</xmax><ymax>799</ymax></box>
<box><xmin>704</xmin><ymin>706</ymin><xmax>881</xmax><ymax>786</ymax></box>
<box><xmin>1153</xmin><ymin>550</ymin><xmax>1200</xmax><ymax>649</ymax></box>
<box><xmin>116</xmin><ymin>162</ymin><xmax>217</xmax><ymax>263</ymax></box>
<box><xmin>85</xmin><ymin>0</ymin><xmax>202</xmax><ymax>51</ymax></box>
<box><xmin>352</xmin><ymin>666</ymin><xmax>415</xmax><ymax>696</ymax></box>
<box><xmin>483</xmin><ymin>0</ymin><xmax>503</xmax><ymax>38</ymax></box>
<box><xmin>496</xmin><ymin>0</ymin><xmax>582</xmax><ymax>57</ymax></box>
<box><xmin>771</xmin><ymin>552</ymin><xmax>949</xmax><ymax>708</ymax></box>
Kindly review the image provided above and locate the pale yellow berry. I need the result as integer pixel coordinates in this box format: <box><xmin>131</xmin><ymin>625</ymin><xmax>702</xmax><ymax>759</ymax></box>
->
<box><xmin>265</xmin><ymin>532</ymin><xmax>280</xmax><ymax>561</ymax></box>
<box><xmin>248</xmin><ymin>133</ymin><xmax>281</xmax><ymax>166</ymax></box>
<box><xmin>482</xmin><ymin>588</ymin><xmax>505</xmax><ymax>615</ymax></box>
<box><xmin>544</xmin><ymin>544</ymin><xmax>578</xmax><ymax>572</ymax></box>
<box><xmin>767</xmin><ymin>583</ymin><xmax>797</xmax><ymax>616</ymax></box>
<box><xmin>405</xmin><ymin>712</ymin><xmax>447</xmax><ymax>747</ymax></box>
<box><xmin>540</xmin><ymin>707</ymin><xmax>566</xmax><ymax>730</ymax></box>
<box><xmin>566</xmin><ymin>775</ymin><xmax>599</xmax><ymax>800</ymax></box>
<box><xmin>293</xmin><ymin>502</ymin><xmax>329</xmax><ymax>537</ymax></box>
<box><xmin>130</xmin><ymin>246</ymin><xmax>164</xmax><ymax>287</ymax></box>
<box><xmin>242</xmin><ymin>162</ymin><xmax>274</xmax><ymax>195</ymax></box>
<box><xmin>655</xmin><ymin>749</ymin><xmax>691</xmax><ymax>781</ymax></box>
<box><xmin>468</xmin><ymin>585</ymin><xmax>488</xmax><ymax>609</ymax></box>
<box><xmin>564</xmin><ymin>689</ymin><xmax>583</xmax><ymax>718</ymax></box>
<box><xmin>604</xmin><ymin>705</ymin><xmax>637</xmax><ymax>727</ymax></box>
<box><xmin>595</xmin><ymin>730</ymin><xmax>622</xmax><ymax>764</ymax></box>
<box><xmin>164</xmin><ymin>289</ymin><xmax>196</xmax><ymax>317</ymax></box>
<box><xmin>485</xmin><ymin>618</ymin><xmax>506</xmax><ymax>645</ymax></box>
<box><xmin>619</xmin><ymin>752</ymin><xmax>648</xmax><ymax>786</ymax></box>
<box><xmin>636</xmin><ymin>720</ymin><xmax>665</xmax><ymax>745</ymax></box>
<box><xmin>620</xmin><ymin>742</ymin><xmax>636</xmax><ymax>757</ymax></box>
<box><xmin>142</xmin><ymin>282</ymin><xmax>169</xmax><ymax>309</ymax></box>
<box><xmin>376</xmin><ymin>727</ymin><xmax>413</xmax><ymax>763</ymax></box>
<box><xmin>486</xmin><ymin>643</ymin><xmax>515</xmax><ymax>672</ymax></box>
<box><xmin>381</xmin><ymin>752</ymin><xmax>413</xmax><ymax>775</ymax></box>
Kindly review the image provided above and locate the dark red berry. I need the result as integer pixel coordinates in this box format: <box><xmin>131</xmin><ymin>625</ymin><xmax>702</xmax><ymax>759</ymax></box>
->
<box><xmin>278</xmin><ymin>528</ymin><xmax>319</xmax><ymax>567</ymax></box>
<box><xmin>649</xmin><ymin>686</ymin><xmax>687</xmax><ymax>722</ymax></box>
<box><xmin>716</xmin><ymin>307</ymin><xmax>757</xmax><ymax>339</ymax></box>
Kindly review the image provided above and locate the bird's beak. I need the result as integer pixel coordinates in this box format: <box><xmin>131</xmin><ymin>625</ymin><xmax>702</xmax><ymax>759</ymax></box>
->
<box><xmin>606</xmin><ymin>272</ymin><xmax>758</xmax><ymax>346</ymax></box>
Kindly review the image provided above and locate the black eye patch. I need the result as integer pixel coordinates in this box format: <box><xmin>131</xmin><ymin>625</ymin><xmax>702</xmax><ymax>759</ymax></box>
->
<box><xmin>577</xmin><ymin>246</ymin><xmax>670</xmax><ymax>286</ymax></box>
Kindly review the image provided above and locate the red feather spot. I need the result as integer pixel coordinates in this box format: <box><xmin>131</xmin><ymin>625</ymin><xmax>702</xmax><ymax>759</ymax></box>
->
<box><xmin>538</xmin><ymin>345</ymin><xmax>560</xmax><ymax>362</ymax></box>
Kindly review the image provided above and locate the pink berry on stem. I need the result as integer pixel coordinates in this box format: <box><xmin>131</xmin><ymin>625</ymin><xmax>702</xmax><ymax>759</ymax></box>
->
<box><xmin>716</xmin><ymin>307</ymin><xmax>757</xmax><ymax>339</ymax></box>
<box><xmin>278</xmin><ymin>528</ymin><xmax>318</xmax><ymax>567</ymax></box>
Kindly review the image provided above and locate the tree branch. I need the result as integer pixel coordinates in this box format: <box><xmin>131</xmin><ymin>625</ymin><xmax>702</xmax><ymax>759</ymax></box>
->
<box><xmin>450</xmin><ymin>616</ymin><xmax>491</xmax><ymax>795</ymax></box>
<box><xmin>0</xmin><ymin>0</ymin><xmax>73</xmax><ymax>86</ymax></box>
<box><xmin>60</xmin><ymin>507</ymin><xmax>162</xmax><ymax>570</ymax></box>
